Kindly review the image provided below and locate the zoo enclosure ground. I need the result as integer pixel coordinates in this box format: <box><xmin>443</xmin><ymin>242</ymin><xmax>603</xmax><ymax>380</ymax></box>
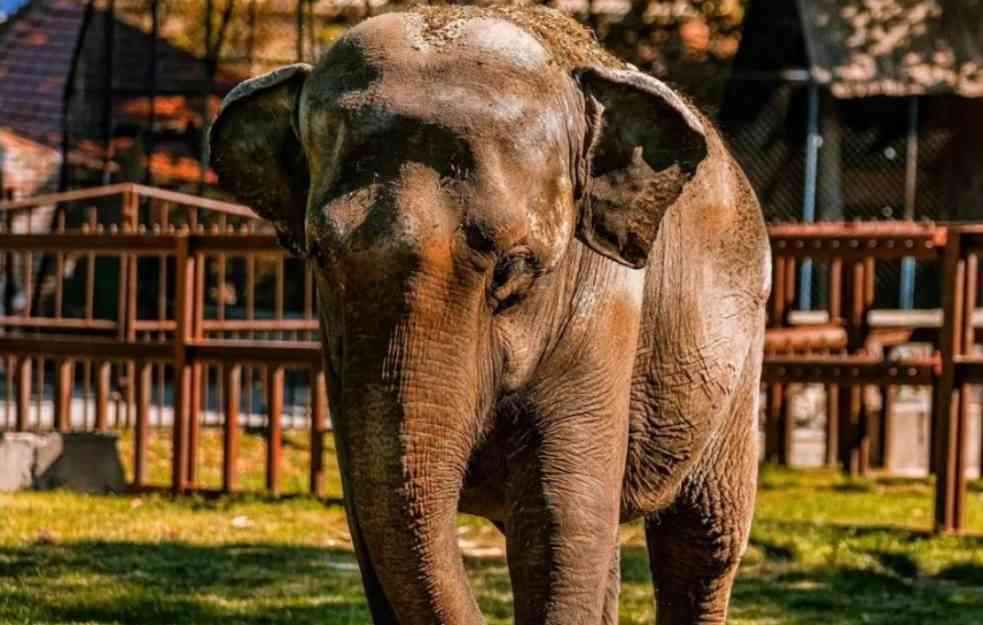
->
<box><xmin>1</xmin><ymin>432</ymin><xmax>982</xmax><ymax>625</ymax></box>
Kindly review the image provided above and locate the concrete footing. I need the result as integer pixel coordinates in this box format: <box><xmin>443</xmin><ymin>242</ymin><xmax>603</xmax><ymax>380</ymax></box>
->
<box><xmin>0</xmin><ymin>432</ymin><xmax>126</xmax><ymax>493</ymax></box>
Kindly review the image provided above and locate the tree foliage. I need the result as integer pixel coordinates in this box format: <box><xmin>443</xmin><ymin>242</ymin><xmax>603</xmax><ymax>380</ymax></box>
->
<box><xmin>118</xmin><ymin>0</ymin><xmax>749</xmax><ymax>108</ymax></box>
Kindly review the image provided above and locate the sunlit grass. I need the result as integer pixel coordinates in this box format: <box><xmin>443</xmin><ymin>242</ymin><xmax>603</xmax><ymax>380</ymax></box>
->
<box><xmin>115</xmin><ymin>426</ymin><xmax>343</xmax><ymax>497</ymax></box>
<box><xmin>2</xmin><ymin>437</ymin><xmax>983</xmax><ymax>624</ymax></box>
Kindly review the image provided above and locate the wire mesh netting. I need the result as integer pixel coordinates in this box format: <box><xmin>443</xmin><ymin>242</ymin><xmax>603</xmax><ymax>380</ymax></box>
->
<box><xmin>54</xmin><ymin>0</ymin><xmax>748</xmax><ymax>196</ymax></box>
<box><xmin>23</xmin><ymin>0</ymin><xmax>983</xmax><ymax>311</ymax></box>
<box><xmin>723</xmin><ymin>76</ymin><xmax>983</xmax><ymax>310</ymax></box>
<box><xmin>65</xmin><ymin>0</ymin><xmax>359</xmax><ymax>195</ymax></box>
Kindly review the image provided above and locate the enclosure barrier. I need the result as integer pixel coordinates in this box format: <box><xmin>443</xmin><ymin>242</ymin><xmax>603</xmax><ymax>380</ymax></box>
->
<box><xmin>0</xmin><ymin>185</ymin><xmax>980</xmax><ymax>533</ymax></box>
<box><xmin>765</xmin><ymin>221</ymin><xmax>983</xmax><ymax>534</ymax></box>
<box><xmin>0</xmin><ymin>184</ymin><xmax>327</xmax><ymax>497</ymax></box>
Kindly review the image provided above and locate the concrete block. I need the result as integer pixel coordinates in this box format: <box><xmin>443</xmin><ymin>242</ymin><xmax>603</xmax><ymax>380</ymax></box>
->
<box><xmin>33</xmin><ymin>433</ymin><xmax>126</xmax><ymax>493</ymax></box>
<box><xmin>0</xmin><ymin>432</ymin><xmax>126</xmax><ymax>493</ymax></box>
<box><xmin>0</xmin><ymin>433</ymin><xmax>39</xmax><ymax>492</ymax></box>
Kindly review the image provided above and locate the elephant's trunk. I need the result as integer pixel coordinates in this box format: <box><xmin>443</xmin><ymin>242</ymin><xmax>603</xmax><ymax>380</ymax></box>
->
<box><xmin>332</xmin><ymin>310</ymin><xmax>489</xmax><ymax>625</ymax></box>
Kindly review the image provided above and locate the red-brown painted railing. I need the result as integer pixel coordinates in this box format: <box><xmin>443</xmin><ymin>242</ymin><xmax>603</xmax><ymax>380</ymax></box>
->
<box><xmin>0</xmin><ymin>184</ymin><xmax>326</xmax><ymax>497</ymax></box>
<box><xmin>765</xmin><ymin>222</ymin><xmax>983</xmax><ymax>534</ymax></box>
<box><xmin>1</xmin><ymin>186</ymin><xmax>980</xmax><ymax>533</ymax></box>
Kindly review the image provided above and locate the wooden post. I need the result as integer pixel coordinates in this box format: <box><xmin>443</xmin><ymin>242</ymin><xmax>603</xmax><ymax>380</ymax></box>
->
<box><xmin>4</xmin><ymin>355</ymin><xmax>13</xmax><ymax>428</ymax></box>
<box><xmin>266</xmin><ymin>365</ymin><xmax>284</xmax><ymax>494</ymax></box>
<box><xmin>838</xmin><ymin>260</ymin><xmax>867</xmax><ymax>476</ymax></box>
<box><xmin>784</xmin><ymin>257</ymin><xmax>797</xmax><ymax>312</ymax></box>
<box><xmin>859</xmin><ymin>257</ymin><xmax>877</xmax><ymax>474</ymax></box>
<box><xmin>765</xmin><ymin>256</ymin><xmax>788</xmax><ymax>464</ymax></box>
<box><xmin>122</xmin><ymin>187</ymin><xmax>139</xmax><ymax>231</ymax></box>
<box><xmin>955</xmin><ymin>251</ymin><xmax>977</xmax><ymax>530</ymax></box>
<box><xmin>933</xmin><ymin>231</ymin><xmax>965</xmax><ymax>534</ymax></box>
<box><xmin>310</xmin><ymin>369</ymin><xmax>327</xmax><ymax>497</ymax></box>
<box><xmin>54</xmin><ymin>359</ymin><xmax>74</xmax><ymax>432</ymax></box>
<box><xmin>15</xmin><ymin>356</ymin><xmax>31</xmax><ymax>431</ymax></box>
<box><xmin>223</xmin><ymin>363</ymin><xmax>241</xmax><ymax>493</ymax></box>
<box><xmin>34</xmin><ymin>356</ymin><xmax>43</xmax><ymax>428</ymax></box>
<box><xmin>188</xmin><ymin>251</ymin><xmax>205</xmax><ymax>487</ymax></box>
<box><xmin>188</xmin><ymin>362</ymin><xmax>202</xmax><ymax>487</ymax></box>
<box><xmin>171</xmin><ymin>234</ymin><xmax>194</xmax><ymax>495</ymax></box>
<box><xmin>134</xmin><ymin>360</ymin><xmax>151</xmax><ymax>488</ymax></box>
<box><xmin>826</xmin><ymin>259</ymin><xmax>842</xmax><ymax>466</ymax></box>
<box><xmin>114</xmin><ymin>250</ymin><xmax>128</xmax><ymax>430</ymax></box>
<box><xmin>126</xmin><ymin>263</ymin><xmax>137</xmax><ymax>435</ymax></box>
<box><xmin>95</xmin><ymin>361</ymin><xmax>111</xmax><ymax>431</ymax></box>
<box><xmin>880</xmin><ymin>385</ymin><xmax>896</xmax><ymax>470</ymax></box>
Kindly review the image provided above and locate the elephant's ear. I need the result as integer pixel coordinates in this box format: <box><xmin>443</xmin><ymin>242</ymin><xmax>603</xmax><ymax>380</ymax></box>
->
<box><xmin>573</xmin><ymin>66</ymin><xmax>708</xmax><ymax>269</ymax></box>
<box><xmin>209</xmin><ymin>64</ymin><xmax>312</xmax><ymax>255</ymax></box>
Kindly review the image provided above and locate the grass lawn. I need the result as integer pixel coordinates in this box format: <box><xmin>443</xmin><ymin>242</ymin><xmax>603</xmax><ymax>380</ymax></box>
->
<box><xmin>2</xmin><ymin>430</ymin><xmax>983</xmax><ymax>624</ymax></box>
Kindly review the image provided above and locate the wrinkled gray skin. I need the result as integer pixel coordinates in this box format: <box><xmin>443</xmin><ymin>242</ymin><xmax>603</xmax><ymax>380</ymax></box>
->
<box><xmin>210</xmin><ymin>6</ymin><xmax>770</xmax><ymax>625</ymax></box>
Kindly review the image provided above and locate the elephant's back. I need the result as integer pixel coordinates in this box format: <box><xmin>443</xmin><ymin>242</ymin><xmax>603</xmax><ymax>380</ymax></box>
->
<box><xmin>406</xmin><ymin>4</ymin><xmax>629</xmax><ymax>73</ymax></box>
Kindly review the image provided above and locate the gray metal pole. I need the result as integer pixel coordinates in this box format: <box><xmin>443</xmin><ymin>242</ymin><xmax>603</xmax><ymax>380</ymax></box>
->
<box><xmin>900</xmin><ymin>96</ymin><xmax>919</xmax><ymax>310</ymax></box>
<box><xmin>145</xmin><ymin>0</ymin><xmax>159</xmax><ymax>187</ymax></box>
<box><xmin>799</xmin><ymin>81</ymin><xmax>821</xmax><ymax>310</ymax></box>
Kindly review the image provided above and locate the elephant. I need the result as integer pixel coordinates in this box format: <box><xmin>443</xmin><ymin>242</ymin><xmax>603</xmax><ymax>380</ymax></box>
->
<box><xmin>209</xmin><ymin>5</ymin><xmax>770</xmax><ymax>625</ymax></box>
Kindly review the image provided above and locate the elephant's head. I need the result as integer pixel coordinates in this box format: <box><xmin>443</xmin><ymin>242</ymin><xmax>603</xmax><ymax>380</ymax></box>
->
<box><xmin>210</xmin><ymin>8</ymin><xmax>706</xmax><ymax>624</ymax></box>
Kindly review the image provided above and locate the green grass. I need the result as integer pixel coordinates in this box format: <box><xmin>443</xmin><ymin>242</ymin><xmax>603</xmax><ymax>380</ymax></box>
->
<box><xmin>2</xmin><ymin>434</ymin><xmax>983</xmax><ymax>624</ymax></box>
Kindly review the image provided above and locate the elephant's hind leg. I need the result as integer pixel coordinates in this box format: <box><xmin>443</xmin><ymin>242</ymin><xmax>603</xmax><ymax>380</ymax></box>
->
<box><xmin>644</xmin><ymin>364</ymin><xmax>759</xmax><ymax>625</ymax></box>
<box><xmin>644</xmin><ymin>500</ymin><xmax>748</xmax><ymax>625</ymax></box>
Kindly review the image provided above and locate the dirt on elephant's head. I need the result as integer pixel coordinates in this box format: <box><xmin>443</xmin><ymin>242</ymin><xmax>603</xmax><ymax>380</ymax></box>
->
<box><xmin>410</xmin><ymin>4</ymin><xmax>630</xmax><ymax>72</ymax></box>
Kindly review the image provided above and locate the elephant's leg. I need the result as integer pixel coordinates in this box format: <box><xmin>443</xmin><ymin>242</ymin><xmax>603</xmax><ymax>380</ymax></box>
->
<box><xmin>645</xmin><ymin>374</ymin><xmax>759</xmax><ymax>625</ymax></box>
<box><xmin>506</xmin><ymin>486</ymin><xmax>621</xmax><ymax>625</ymax></box>
<box><xmin>504</xmin><ymin>406</ymin><xmax>627</xmax><ymax>625</ymax></box>
<box><xmin>644</xmin><ymin>502</ymin><xmax>748</xmax><ymax>625</ymax></box>
<box><xmin>601</xmin><ymin>546</ymin><xmax>621</xmax><ymax>625</ymax></box>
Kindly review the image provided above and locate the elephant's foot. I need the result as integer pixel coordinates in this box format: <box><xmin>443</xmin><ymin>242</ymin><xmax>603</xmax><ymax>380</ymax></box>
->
<box><xmin>645</xmin><ymin>496</ymin><xmax>747</xmax><ymax>625</ymax></box>
<box><xmin>647</xmin><ymin>542</ymin><xmax>739</xmax><ymax>625</ymax></box>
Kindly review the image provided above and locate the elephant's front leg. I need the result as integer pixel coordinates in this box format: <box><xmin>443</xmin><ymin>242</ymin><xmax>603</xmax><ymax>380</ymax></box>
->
<box><xmin>504</xmin><ymin>390</ymin><xmax>629</xmax><ymax>625</ymax></box>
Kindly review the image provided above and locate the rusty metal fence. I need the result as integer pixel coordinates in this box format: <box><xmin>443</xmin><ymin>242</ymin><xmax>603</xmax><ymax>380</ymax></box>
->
<box><xmin>2</xmin><ymin>187</ymin><xmax>982</xmax><ymax>534</ymax></box>
<box><xmin>764</xmin><ymin>221</ymin><xmax>983</xmax><ymax>534</ymax></box>
<box><xmin>0</xmin><ymin>183</ymin><xmax>327</xmax><ymax>496</ymax></box>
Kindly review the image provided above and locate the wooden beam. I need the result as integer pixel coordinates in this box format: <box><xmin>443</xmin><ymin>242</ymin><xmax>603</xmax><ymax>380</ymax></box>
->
<box><xmin>266</xmin><ymin>366</ymin><xmax>284</xmax><ymax>495</ymax></box>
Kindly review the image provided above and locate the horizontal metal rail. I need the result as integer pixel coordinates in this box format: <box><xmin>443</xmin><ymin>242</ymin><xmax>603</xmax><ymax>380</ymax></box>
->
<box><xmin>1</xmin><ymin>207</ymin><xmax>981</xmax><ymax>531</ymax></box>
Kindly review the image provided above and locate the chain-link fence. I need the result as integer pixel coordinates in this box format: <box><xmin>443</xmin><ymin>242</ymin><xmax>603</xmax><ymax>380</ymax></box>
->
<box><xmin>65</xmin><ymin>0</ymin><xmax>358</xmax><ymax>196</ymax></box>
<box><xmin>722</xmin><ymin>71</ymin><xmax>983</xmax><ymax>310</ymax></box>
<box><xmin>54</xmin><ymin>0</ymin><xmax>748</xmax><ymax>197</ymax></box>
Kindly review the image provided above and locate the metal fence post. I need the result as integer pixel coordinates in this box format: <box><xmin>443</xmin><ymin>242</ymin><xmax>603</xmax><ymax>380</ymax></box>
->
<box><xmin>933</xmin><ymin>229</ymin><xmax>965</xmax><ymax>533</ymax></box>
<box><xmin>172</xmin><ymin>233</ymin><xmax>194</xmax><ymax>494</ymax></box>
<box><xmin>799</xmin><ymin>80</ymin><xmax>821</xmax><ymax>311</ymax></box>
<box><xmin>310</xmin><ymin>368</ymin><xmax>327</xmax><ymax>497</ymax></box>
<box><xmin>223</xmin><ymin>363</ymin><xmax>241</xmax><ymax>493</ymax></box>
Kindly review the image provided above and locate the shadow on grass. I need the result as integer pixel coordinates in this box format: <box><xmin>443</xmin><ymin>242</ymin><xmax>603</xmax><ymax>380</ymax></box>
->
<box><xmin>0</xmin><ymin>541</ymin><xmax>373</xmax><ymax>625</ymax></box>
<box><xmin>3</xmin><ymin>519</ymin><xmax>983</xmax><ymax>625</ymax></box>
<box><xmin>618</xmin><ymin>519</ymin><xmax>983</xmax><ymax>625</ymax></box>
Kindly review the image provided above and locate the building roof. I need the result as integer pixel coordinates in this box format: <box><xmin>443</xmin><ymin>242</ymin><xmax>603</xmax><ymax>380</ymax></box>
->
<box><xmin>0</xmin><ymin>0</ymin><xmax>84</xmax><ymax>147</ymax></box>
<box><xmin>799</xmin><ymin>0</ymin><xmax>983</xmax><ymax>98</ymax></box>
<box><xmin>730</xmin><ymin>0</ymin><xmax>983</xmax><ymax>99</ymax></box>
<box><xmin>0</xmin><ymin>0</ymin><xmax>246</xmax><ymax>189</ymax></box>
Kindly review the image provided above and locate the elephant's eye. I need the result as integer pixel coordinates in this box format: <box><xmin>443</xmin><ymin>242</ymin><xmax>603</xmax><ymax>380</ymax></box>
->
<box><xmin>489</xmin><ymin>248</ymin><xmax>539</xmax><ymax>314</ymax></box>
